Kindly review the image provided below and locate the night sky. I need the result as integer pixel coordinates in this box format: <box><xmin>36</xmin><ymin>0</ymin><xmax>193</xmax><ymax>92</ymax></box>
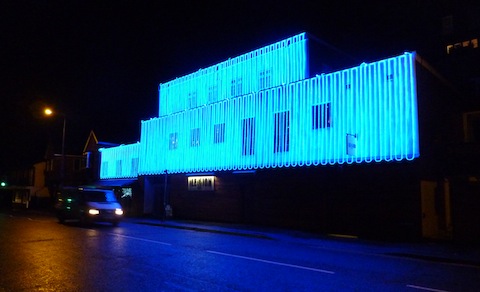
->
<box><xmin>0</xmin><ymin>0</ymin><xmax>452</xmax><ymax>174</ymax></box>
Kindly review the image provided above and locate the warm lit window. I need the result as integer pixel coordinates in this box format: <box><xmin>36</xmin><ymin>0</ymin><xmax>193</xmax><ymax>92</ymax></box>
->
<box><xmin>191</xmin><ymin>128</ymin><xmax>200</xmax><ymax>147</ymax></box>
<box><xmin>169</xmin><ymin>133</ymin><xmax>178</xmax><ymax>150</ymax></box>
<box><xmin>274</xmin><ymin>111</ymin><xmax>290</xmax><ymax>153</ymax></box>
<box><xmin>242</xmin><ymin>118</ymin><xmax>255</xmax><ymax>155</ymax></box>
<box><xmin>312</xmin><ymin>103</ymin><xmax>331</xmax><ymax>129</ymax></box>
<box><xmin>446</xmin><ymin>45</ymin><xmax>454</xmax><ymax>54</ymax></box>
<box><xmin>472</xmin><ymin>39</ymin><xmax>479</xmax><ymax>48</ymax></box>
<box><xmin>446</xmin><ymin>38</ymin><xmax>478</xmax><ymax>54</ymax></box>
<box><xmin>214</xmin><ymin>123</ymin><xmax>225</xmax><ymax>144</ymax></box>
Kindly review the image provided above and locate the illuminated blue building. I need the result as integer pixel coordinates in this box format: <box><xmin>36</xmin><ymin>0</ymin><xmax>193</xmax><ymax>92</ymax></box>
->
<box><xmin>140</xmin><ymin>53</ymin><xmax>418</xmax><ymax>174</ymax></box>
<box><xmin>100</xmin><ymin>32</ymin><xmax>462</xmax><ymax>239</ymax></box>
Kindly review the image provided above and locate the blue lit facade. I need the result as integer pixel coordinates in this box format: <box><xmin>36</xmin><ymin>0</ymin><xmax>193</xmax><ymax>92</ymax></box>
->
<box><xmin>158</xmin><ymin>33</ymin><xmax>309</xmax><ymax>117</ymax></box>
<box><xmin>101</xmin><ymin>33</ymin><xmax>420</xmax><ymax>178</ymax></box>
<box><xmin>99</xmin><ymin>143</ymin><xmax>139</xmax><ymax>179</ymax></box>
<box><xmin>99</xmin><ymin>32</ymin><xmax>465</xmax><ymax>239</ymax></box>
<box><xmin>138</xmin><ymin>52</ymin><xmax>419</xmax><ymax>175</ymax></box>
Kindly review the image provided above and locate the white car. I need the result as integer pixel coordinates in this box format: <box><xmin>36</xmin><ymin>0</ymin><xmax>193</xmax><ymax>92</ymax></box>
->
<box><xmin>55</xmin><ymin>187</ymin><xmax>123</xmax><ymax>226</ymax></box>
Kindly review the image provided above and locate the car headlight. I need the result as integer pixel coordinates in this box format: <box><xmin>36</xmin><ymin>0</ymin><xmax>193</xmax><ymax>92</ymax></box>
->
<box><xmin>115</xmin><ymin>209</ymin><xmax>124</xmax><ymax>216</ymax></box>
<box><xmin>88</xmin><ymin>209</ymin><xmax>100</xmax><ymax>215</ymax></box>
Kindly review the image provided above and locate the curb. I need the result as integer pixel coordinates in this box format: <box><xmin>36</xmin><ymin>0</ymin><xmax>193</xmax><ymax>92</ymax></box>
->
<box><xmin>131</xmin><ymin>219</ymin><xmax>480</xmax><ymax>268</ymax></box>
<box><xmin>135</xmin><ymin>221</ymin><xmax>273</xmax><ymax>240</ymax></box>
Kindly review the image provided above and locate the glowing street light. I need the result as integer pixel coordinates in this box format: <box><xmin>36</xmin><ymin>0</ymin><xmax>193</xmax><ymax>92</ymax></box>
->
<box><xmin>43</xmin><ymin>107</ymin><xmax>66</xmax><ymax>185</ymax></box>
<box><xmin>44</xmin><ymin>108</ymin><xmax>53</xmax><ymax>116</ymax></box>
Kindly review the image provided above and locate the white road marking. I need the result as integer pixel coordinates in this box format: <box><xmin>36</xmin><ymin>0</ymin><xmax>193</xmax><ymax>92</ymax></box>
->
<box><xmin>406</xmin><ymin>284</ymin><xmax>450</xmax><ymax>292</ymax></box>
<box><xmin>109</xmin><ymin>233</ymin><xmax>172</xmax><ymax>245</ymax></box>
<box><xmin>207</xmin><ymin>250</ymin><xmax>335</xmax><ymax>274</ymax></box>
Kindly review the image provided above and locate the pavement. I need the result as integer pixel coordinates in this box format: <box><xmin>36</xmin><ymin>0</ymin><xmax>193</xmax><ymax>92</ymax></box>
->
<box><xmin>129</xmin><ymin>217</ymin><xmax>480</xmax><ymax>269</ymax></box>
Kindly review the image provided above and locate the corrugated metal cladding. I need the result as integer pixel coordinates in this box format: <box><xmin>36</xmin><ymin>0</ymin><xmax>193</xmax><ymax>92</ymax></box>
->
<box><xmin>99</xmin><ymin>33</ymin><xmax>419</xmax><ymax>179</ymax></box>
<box><xmin>99</xmin><ymin>143</ymin><xmax>139</xmax><ymax>179</ymax></box>
<box><xmin>158</xmin><ymin>33</ymin><xmax>308</xmax><ymax>117</ymax></box>
<box><xmin>137</xmin><ymin>52</ymin><xmax>419</xmax><ymax>176</ymax></box>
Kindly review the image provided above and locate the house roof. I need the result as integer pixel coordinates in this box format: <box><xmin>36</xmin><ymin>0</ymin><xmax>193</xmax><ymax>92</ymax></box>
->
<box><xmin>83</xmin><ymin>130</ymin><xmax>120</xmax><ymax>153</ymax></box>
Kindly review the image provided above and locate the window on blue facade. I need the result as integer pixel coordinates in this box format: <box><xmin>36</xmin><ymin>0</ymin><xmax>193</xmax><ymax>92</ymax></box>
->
<box><xmin>274</xmin><ymin>111</ymin><xmax>290</xmax><ymax>153</ymax></box>
<box><xmin>231</xmin><ymin>78</ymin><xmax>243</xmax><ymax>97</ymax></box>
<box><xmin>242</xmin><ymin>118</ymin><xmax>255</xmax><ymax>155</ymax></box>
<box><xmin>188</xmin><ymin>92</ymin><xmax>197</xmax><ymax>108</ymax></box>
<box><xmin>214</xmin><ymin>123</ymin><xmax>225</xmax><ymax>144</ymax></box>
<box><xmin>101</xmin><ymin>162</ymin><xmax>108</xmax><ymax>178</ymax></box>
<box><xmin>131</xmin><ymin>158</ymin><xmax>139</xmax><ymax>176</ymax></box>
<box><xmin>116</xmin><ymin>160</ymin><xmax>122</xmax><ymax>177</ymax></box>
<box><xmin>231</xmin><ymin>80</ymin><xmax>236</xmax><ymax>96</ymax></box>
<box><xmin>312</xmin><ymin>103</ymin><xmax>331</xmax><ymax>129</ymax></box>
<box><xmin>237</xmin><ymin>78</ymin><xmax>242</xmax><ymax>96</ymax></box>
<box><xmin>191</xmin><ymin>128</ymin><xmax>200</xmax><ymax>147</ymax></box>
<box><xmin>259</xmin><ymin>69</ymin><xmax>272</xmax><ymax>90</ymax></box>
<box><xmin>169</xmin><ymin>132</ymin><xmax>178</xmax><ymax>150</ymax></box>
<box><xmin>208</xmin><ymin>85</ymin><xmax>218</xmax><ymax>103</ymax></box>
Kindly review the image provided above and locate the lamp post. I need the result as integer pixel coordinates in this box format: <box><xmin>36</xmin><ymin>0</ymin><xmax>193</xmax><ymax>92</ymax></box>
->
<box><xmin>44</xmin><ymin>107</ymin><xmax>66</xmax><ymax>186</ymax></box>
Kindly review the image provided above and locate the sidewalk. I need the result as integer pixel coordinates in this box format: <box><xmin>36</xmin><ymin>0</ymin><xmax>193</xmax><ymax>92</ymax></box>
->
<box><xmin>129</xmin><ymin>217</ymin><xmax>480</xmax><ymax>268</ymax></box>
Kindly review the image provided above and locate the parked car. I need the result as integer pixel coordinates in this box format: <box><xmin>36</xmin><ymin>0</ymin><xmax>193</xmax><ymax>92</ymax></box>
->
<box><xmin>55</xmin><ymin>187</ymin><xmax>123</xmax><ymax>226</ymax></box>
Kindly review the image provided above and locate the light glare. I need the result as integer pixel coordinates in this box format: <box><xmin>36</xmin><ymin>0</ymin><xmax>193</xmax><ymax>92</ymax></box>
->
<box><xmin>88</xmin><ymin>209</ymin><xmax>100</xmax><ymax>215</ymax></box>
<box><xmin>44</xmin><ymin>108</ymin><xmax>53</xmax><ymax>116</ymax></box>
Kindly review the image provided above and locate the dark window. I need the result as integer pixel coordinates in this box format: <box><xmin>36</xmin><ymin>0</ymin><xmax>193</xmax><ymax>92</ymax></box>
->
<box><xmin>312</xmin><ymin>103</ymin><xmax>331</xmax><ymax>129</ymax></box>
<box><xmin>74</xmin><ymin>159</ymin><xmax>81</xmax><ymax>171</ymax></box>
<box><xmin>116</xmin><ymin>160</ymin><xmax>122</xmax><ymax>177</ymax></box>
<box><xmin>102</xmin><ymin>162</ymin><xmax>108</xmax><ymax>177</ymax></box>
<box><xmin>131</xmin><ymin>158</ymin><xmax>139</xmax><ymax>175</ymax></box>
<box><xmin>259</xmin><ymin>69</ymin><xmax>272</xmax><ymax>90</ymax></box>
<box><xmin>237</xmin><ymin>77</ymin><xmax>243</xmax><ymax>96</ymax></box>
<box><xmin>231</xmin><ymin>78</ymin><xmax>243</xmax><ymax>97</ymax></box>
<box><xmin>231</xmin><ymin>79</ymin><xmax>236</xmax><ymax>96</ymax></box>
<box><xmin>274</xmin><ymin>111</ymin><xmax>290</xmax><ymax>153</ymax></box>
<box><xmin>191</xmin><ymin>128</ymin><xmax>200</xmax><ymax>147</ymax></box>
<box><xmin>208</xmin><ymin>85</ymin><xmax>218</xmax><ymax>103</ymax></box>
<box><xmin>188</xmin><ymin>92</ymin><xmax>197</xmax><ymax>108</ymax></box>
<box><xmin>242</xmin><ymin>118</ymin><xmax>255</xmax><ymax>155</ymax></box>
<box><xmin>214</xmin><ymin>123</ymin><xmax>225</xmax><ymax>144</ymax></box>
<box><xmin>169</xmin><ymin>133</ymin><xmax>178</xmax><ymax>150</ymax></box>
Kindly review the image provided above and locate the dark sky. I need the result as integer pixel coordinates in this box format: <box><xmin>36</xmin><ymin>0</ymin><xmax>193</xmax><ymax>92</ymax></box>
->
<box><xmin>0</xmin><ymin>0</ymin><xmax>451</xmax><ymax>174</ymax></box>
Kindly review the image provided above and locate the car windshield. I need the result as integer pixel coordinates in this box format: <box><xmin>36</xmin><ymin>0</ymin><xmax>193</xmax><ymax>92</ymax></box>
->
<box><xmin>82</xmin><ymin>191</ymin><xmax>117</xmax><ymax>202</ymax></box>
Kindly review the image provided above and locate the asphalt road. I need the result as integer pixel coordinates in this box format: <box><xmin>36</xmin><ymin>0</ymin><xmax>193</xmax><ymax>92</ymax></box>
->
<box><xmin>0</xmin><ymin>211</ymin><xmax>478</xmax><ymax>291</ymax></box>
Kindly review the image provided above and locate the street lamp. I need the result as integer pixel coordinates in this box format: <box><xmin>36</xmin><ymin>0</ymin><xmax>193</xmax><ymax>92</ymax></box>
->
<box><xmin>44</xmin><ymin>107</ymin><xmax>66</xmax><ymax>185</ymax></box>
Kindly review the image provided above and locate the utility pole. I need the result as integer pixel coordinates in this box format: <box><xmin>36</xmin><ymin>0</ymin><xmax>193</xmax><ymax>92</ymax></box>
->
<box><xmin>163</xmin><ymin>169</ymin><xmax>168</xmax><ymax>220</ymax></box>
